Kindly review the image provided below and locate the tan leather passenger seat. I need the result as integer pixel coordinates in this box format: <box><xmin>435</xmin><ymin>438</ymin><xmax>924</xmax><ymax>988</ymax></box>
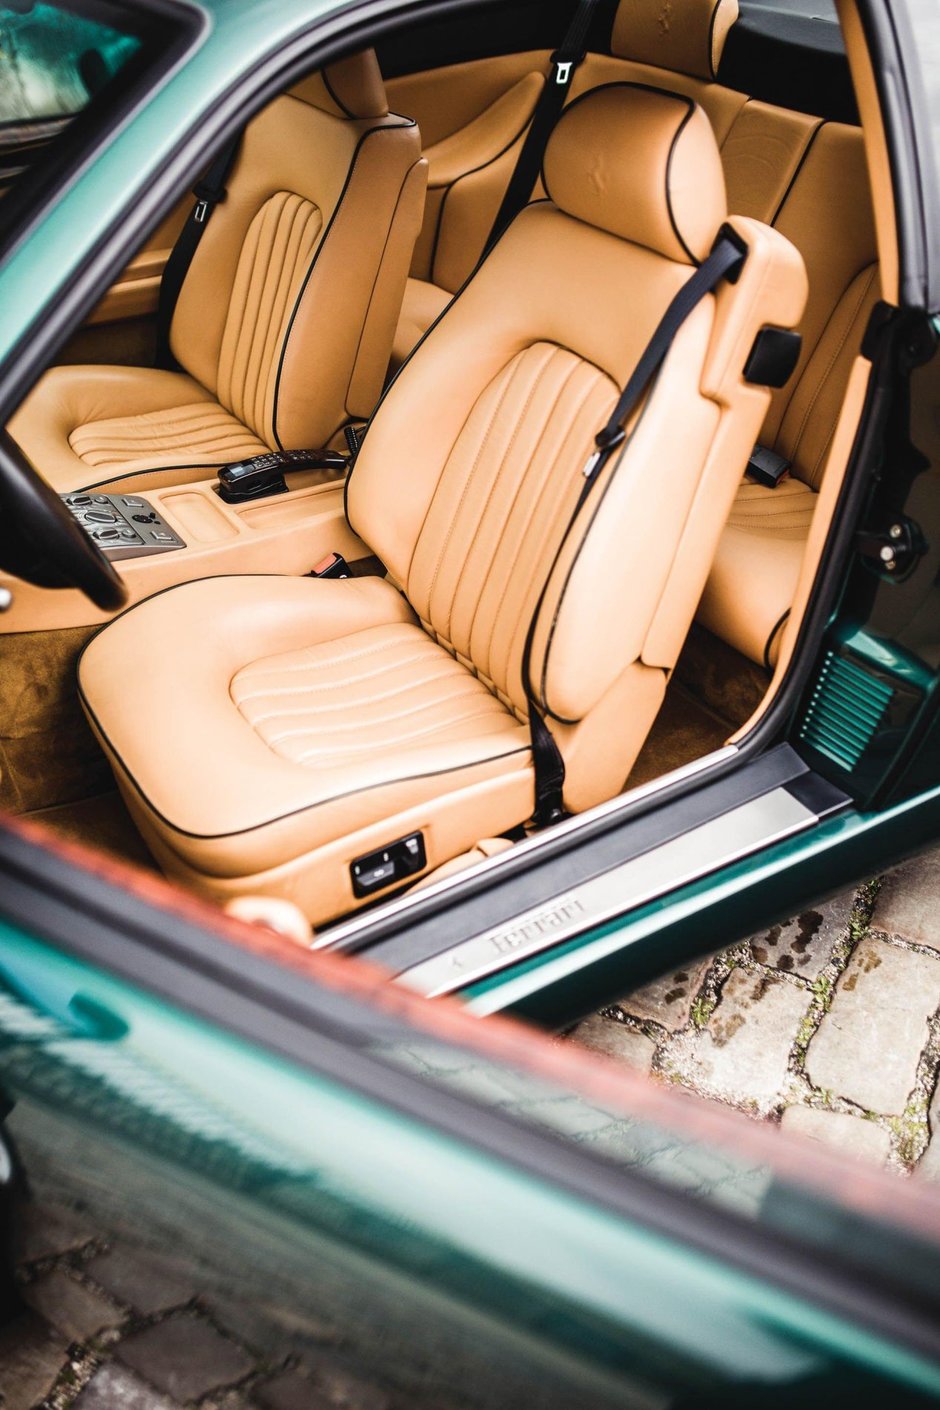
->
<box><xmin>78</xmin><ymin>83</ymin><xmax>806</xmax><ymax>926</ymax></box>
<box><xmin>390</xmin><ymin>0</ymin><xmax>879</xmax><ymax>668</ymax></box>
<box><xmin>10</xmin><ymin>53</ymin><xmax>427</xmax><ymax>496</ymax></box>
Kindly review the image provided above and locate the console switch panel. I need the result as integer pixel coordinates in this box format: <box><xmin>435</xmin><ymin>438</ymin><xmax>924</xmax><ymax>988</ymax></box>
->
<box><xmin>62</xmin><ymin>493</ymin><xmax>185</xmax><ymax>560</ymax></box>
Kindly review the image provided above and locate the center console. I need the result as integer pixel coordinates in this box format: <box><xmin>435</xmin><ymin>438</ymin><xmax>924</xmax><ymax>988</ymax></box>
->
<box><xmin>2</xmin><ymin>473</ymin><xmax>369</xmax><ymax>632</ymax></box>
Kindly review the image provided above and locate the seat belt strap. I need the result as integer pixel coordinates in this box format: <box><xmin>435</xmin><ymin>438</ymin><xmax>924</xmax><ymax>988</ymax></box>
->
<box><xmin>154</xmin><ymin>133</ymin><xmax>242</xmax><ymax>370</ymax></box>
<box><xmin>577</xmin><ymin>228</ymin><xmax>748</xmax><ymax>508</ymax></box>
<box><xmin>484</xmin><ymin>0</ymin><xmax>601</xmax><ymax>254</ymax></box>
<box><xmin>524</xmin><ymin>226</ymin><xmax>749</xmax><ymax>829</ymax></box>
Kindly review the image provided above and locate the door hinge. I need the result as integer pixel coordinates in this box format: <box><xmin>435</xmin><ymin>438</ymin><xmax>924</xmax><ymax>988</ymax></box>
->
<box><xmin>856</xmin><ymin>514</ymin><xmax>927</xmax><ymax>580</ymax></box>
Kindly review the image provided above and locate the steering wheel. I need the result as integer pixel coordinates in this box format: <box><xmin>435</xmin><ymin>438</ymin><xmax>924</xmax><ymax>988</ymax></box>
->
<box><xmin>0</xmin><ymin>430</ymin><xmax>127</xmax><ymax>611</ymax></box>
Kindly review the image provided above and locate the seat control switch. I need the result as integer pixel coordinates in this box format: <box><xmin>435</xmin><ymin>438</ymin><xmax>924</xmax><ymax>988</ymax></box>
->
<box><xmin>351</xmin><ymin>832</ymin><xmax>427</xmax><ymax>899</ymax></box>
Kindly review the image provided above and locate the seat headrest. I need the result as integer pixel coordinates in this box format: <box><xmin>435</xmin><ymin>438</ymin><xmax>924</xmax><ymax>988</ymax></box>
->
<box><xmin>542</xmin><ymin>84</ymin><xmax>727</xmax><ymax>263</ymax></box>
<box><xmin>612</xmin><ymin>0</ymin><xmax>739</xmax><ymax>80</ymax></box>
<box><xmin>290</xmin><ymin>50</ymin><xmax>388</xmax><ymax>120</ymax></box>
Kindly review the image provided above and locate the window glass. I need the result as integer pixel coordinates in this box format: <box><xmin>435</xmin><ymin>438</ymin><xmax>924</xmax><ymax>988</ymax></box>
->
<box><xmin>0</xmin><ymin>0</ymin><xmax>193</xmax><ymax>235</ymax></box>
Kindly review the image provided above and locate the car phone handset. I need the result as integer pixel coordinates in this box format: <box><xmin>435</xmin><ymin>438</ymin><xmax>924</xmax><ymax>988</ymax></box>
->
<box><xmin>216</xmin><ymin>449</ymin><xmax>348</xmax><ymax>504</ymax></box>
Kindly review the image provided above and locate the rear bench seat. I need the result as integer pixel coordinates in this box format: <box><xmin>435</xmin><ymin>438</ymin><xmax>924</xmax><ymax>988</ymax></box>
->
<box><xmin>390</xmin><ymin>0</ymin><xmax>879</xmax><ymax>670</ymax></box>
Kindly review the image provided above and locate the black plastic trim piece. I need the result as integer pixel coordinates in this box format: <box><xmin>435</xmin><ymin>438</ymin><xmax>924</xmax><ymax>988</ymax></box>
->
<box><xmin>785</xmin><ymin>769</ymin><xmax>849</xmax><ymax>821</ymax></box>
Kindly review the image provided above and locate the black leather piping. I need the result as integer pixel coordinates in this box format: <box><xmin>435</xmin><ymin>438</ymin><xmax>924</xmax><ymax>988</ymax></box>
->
<box><xmin>322</xmin><ymin>67</ymin><xmax>357</xmax><ymax>119</ymax></box>
<box><xmin>767</xmin><ymin>117</ymin><xmax>827</xmax><ymax>228</ymax></box>
<box><xmin>75</xmin><ymin>574</ymin><xmax>532</xmax><ymax>844</ymax></box>
<box><xmin>538</xmin><ymin>82</ymin><xmax>702</xmax><ymax>267</ymax></box>
<box><xmin>427</xmin><ymin>81</ymin><xmax>547</xmax><ymax>287</ymax></box>
<box><xmin>77</xmin><ymin>460</ymin><xmax>247</xmax><ymax>493</ymax></box>
<box><xmin>705</xmin><ymin>0</ymin><xmax>723</xmax><ymax>82</ymax></box>
<box><xmin>345</xmin><ymin>157</ymin><xmax>423</xmax><ymax>413</ymax></box>
<box><xmin>763</xmin><ymin>609</ymin><xmax>791</xmax><ymax>673</ymax></box>
<box><xmin>269</xmin><ymin>115</ymin><xmax>417</xmax><ymax>451</ymax></box>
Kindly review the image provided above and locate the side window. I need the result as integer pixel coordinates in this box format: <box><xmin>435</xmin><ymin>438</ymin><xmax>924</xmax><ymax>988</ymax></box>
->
<box><xmin>0</xmin><ymin>0</ymin><xmax>197</xmax><ymax>243</ymax></box>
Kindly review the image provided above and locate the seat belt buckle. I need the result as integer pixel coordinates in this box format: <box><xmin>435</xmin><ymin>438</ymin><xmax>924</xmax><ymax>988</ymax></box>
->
<box><xmin>311</xmin><ymin>552</ymin><xmax>351</xmax><ymax>580</ymax></box>
<box><xmin>193</xmin><ymin>200</ymin><xmax>209</xmax><ymax>224</ymax></box>
<box><xmin>555</xmin><ymin>59</ymin><xmax>573</xmax><ymax>85</ymax></box>
<box><xmin>746</xmin><ymin>444</ymin><xmax>791</xmax><ymax>489</ymax></box>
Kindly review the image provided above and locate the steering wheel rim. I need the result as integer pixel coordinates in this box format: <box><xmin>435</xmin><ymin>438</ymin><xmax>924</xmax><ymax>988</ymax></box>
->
<box><xmin>0</xmin><ymin>430</ymin><xmax>127</xmax><ymax>611</ymax></box>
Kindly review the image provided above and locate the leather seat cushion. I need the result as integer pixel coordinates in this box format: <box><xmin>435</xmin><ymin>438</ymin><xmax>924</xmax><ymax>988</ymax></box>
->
<box><xmin>696</xmin><ymin>478</ymin><xmax>817</xmax><ymax>667</ymax></box>
<box><xmin>78</xmin><ymin>575</ymin><xmax>533</xmax><ymax>886</ymax></box>
<box><xmin>9</xmin><ymin>364</ymin><xmax>268</xmax><ymax>495</ymax></box>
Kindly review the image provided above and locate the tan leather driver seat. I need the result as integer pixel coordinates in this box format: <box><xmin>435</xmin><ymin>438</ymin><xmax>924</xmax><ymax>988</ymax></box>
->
<box><xmin>78</xmin><ymin>84</ymin><xmax>806</xmax><ymax>926</ymax></box>
<box><xmin>10</xmin><ymin>52</ymin><xmax>427</xmax><ymax>496</ymax></box>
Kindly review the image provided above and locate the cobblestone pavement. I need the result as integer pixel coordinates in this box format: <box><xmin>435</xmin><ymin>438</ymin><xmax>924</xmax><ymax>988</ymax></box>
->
<box><xmin>4</xmin><ymin>852</ymin><xmax>940</xmax><ymax>1407</ymax></box>
<box><xmin>572</xmin><ymin>853</ymin><xmax>940</xmax><ymax>1177</ymax></box>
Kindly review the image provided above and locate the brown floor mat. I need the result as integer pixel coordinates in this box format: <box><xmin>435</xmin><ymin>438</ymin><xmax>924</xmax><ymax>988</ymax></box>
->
<box><xmin>626</xmin><ymin>685</ymin><xmax>730</xmax><ymax>790</ymax></box>
<box><xmin>28</xmin><ymin>792</ymin><xmax>157</xmax><ymax>872</ymax></box>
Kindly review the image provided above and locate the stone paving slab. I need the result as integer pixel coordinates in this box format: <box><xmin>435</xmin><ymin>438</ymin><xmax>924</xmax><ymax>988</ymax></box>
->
<box><xmin>658</xmin><ymin>968</ymin><xmax>810</xmax><ymax>1115</ymax></box>
<box><xmin>116</xmin><ymin>1314</ymin><xmax>255</xmax><ymax>1404</ymax></box>
<box><xmin>807</xmin><ymin>937</ymin><xmax>940</xmax><ymax>1114</ymax></box>
<box><xmin>779</xmin><ymin>1104</ymin><xmax>892</xmax><ymax>1165</ymax></box>
<box><xmin>73</xmin><ymin>1364</ymin><xmax>178</xmax><ymax>1410</ymax></box>
<box><xmin>23</xmin><ymin>1268</ymin><xmax>124</xmax><ymax>1344</ymax></box>
<box><xmin>575</xmin><ymin>856</ymin><xmax>940</xmax><ymax>1180</ymax></box>
<box><xmin>872</xmin><ymin>850</ymin><xmax>940</xmax><ymax>949</ymax></box>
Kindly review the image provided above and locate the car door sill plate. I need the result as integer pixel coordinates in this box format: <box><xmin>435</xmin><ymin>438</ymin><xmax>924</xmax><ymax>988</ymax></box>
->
<box><xmin>395</xmin><ymin>787</ymin><xmax>817</xmax><ymax>999</ymax></box>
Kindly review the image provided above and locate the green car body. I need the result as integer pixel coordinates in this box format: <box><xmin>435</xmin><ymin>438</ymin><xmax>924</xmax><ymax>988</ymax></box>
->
<box><xmin>2</xmin><ymin>0</ymin><xmax>940</xmax><ymax>1402</ymax></box>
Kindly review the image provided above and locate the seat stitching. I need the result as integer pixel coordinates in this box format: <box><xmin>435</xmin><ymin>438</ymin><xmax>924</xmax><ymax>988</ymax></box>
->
<box><xmin>419</xmin><ymin>348</ymin><xmax>539</xmax><ymax>621</ymax></box>
<box><xmin>218</xmin><ymin>200</ymin><xmax>267</xmax><ymax>417</ymax></box>
<box><xmin>464</xmin><ymin>352</ymin><xmax>590</xmax><ymax>672</ymax></box>
<box><xmin>262</xmin><ymin>682</ymin><xmax>496</xmax><ymax>746</ymax></box>
<box><xmin>805</xmin><ymin>267</ymin><xmax>878</xmax><ymax>487</ymax></box>
<box><xmin>232</xmin><ymin>635</ymin><xmax>427</xmax><ymax>688</ymax></box>
<box><xmin>490</xmin><ymin>370</ymin><xmax>615</xmax><ymax>695</ymax></box>
<box><xmin>291</xmin><ymin>704</ymin><xmax>516</xmax><ymax>762</ymax></box>
<box><xmin>442</xmin><ymin>344</ymin><xmax>564</xmax><ymax>644</ymax></box>
<box><xmin>238</xmin><ymin>663</ymin><xmax>466</xmax><ymax>720</ymax></box>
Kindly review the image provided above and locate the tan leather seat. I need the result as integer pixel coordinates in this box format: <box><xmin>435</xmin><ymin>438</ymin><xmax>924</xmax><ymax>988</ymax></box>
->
<box><xmin>78</xmin><ymin>84</ymin><xmax>806</xmax><ymax>925</ymax></box>
<box><xmin>583</xmin><ymin>0</ymin><xmax>880</xmax><ymax>668</ymax></box>
<box><xmin>10</xmin><ymin>52</ymin><xmax>427</xmax><ymax>496</ymax></box>
<box><xmin>390</xmin><ymin>0</ymin><xmax>879</xmax><ymax>668</ymax></box>
<box><xmin>697</xmin><ymin>122</ymin><xmax>880</xmax><ymax>665</ymax></box>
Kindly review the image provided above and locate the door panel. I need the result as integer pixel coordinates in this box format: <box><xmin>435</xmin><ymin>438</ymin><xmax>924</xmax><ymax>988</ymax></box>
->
<box><xmin>86</xmin><ymin>190</ymin><xmax>190</xmax><ymax>326</ymax></box>
<box><xmin>55</xmin><ymin>191</ymin><xmax>190</xmax><ymax>366</ymax></box>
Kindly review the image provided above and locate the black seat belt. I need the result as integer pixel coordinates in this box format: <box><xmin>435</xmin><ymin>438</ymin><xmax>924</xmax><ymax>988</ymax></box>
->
<box><xmin>154</xmin><ymin>132</ymin><xmax>242</xmax><ymax>370</ymax></box>
<box><xmin>484</xmin><ymin>0</ymin><xmax>601</xmax><ymax>254</ymax></box>
<box><xmin>525</xmin><ymin>226</ymin><xmax>749</xmax><ymax>829</ymax></box>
